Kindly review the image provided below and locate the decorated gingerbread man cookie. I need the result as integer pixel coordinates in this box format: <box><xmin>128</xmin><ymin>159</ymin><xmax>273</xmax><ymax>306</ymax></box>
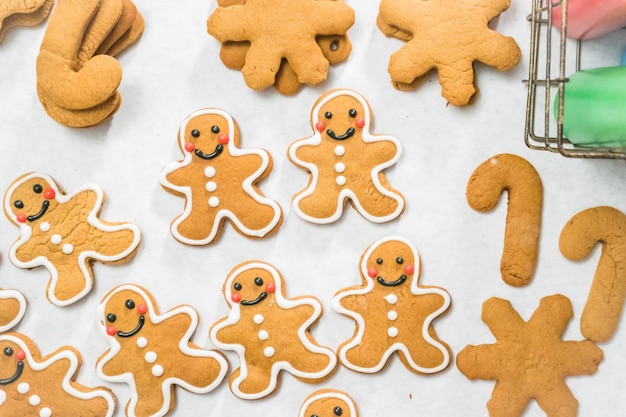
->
<box><xmin>333</xmin><ymin>236</ymin><xmax>451</xmax><ymax>374</ymax></box>
<box><xmin>209</xmin><ymin>261</ymin><xmax>337</xmax><ymax>400</ymax></box>
<box><xmin>160</xmin><ymin>108</ymin><xmax>283</xmax><ymax>245</ymax></box>
<box><xmin>0</xmin><ymin>332</ymin><xmax>115</xmax><ymax>417</ymax></box>
<box><xmin>298</xmin><ymin>389</ymin><xmax>359</xmax><ymax>417</ymax></box>
<box><xmin>96</xmin><ymin>284</ymin><xmax>228</xmax><ymax>417</ymax></box>
<box><xmin>288</xmin><ymin>89</ymin><xmax>405</xmax><ymax>224</ymax></box>
<box><xmin>0</xmin><ymin>289</ymin><xmax>26</xmax><ymax>332</ymax></box>
<box><xmin>3</xmin><ymin>172</ymin><xmax>141</xmax><ymax>306</ymax></box>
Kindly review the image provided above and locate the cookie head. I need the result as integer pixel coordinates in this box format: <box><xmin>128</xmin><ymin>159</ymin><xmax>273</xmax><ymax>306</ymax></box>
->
<box><xmin>365</xmin><ymin>239</ymin><xmax>416</xmax><ymax>288</ymax></box>
<box><xmin>102</xmin><ymin>288</ymin><xmax>149</xmax><ymax>339</ymax></box>
<box><xmin>313</xmin><ymin>90</ymin><xmax>368</xmax><ymax>142</ymax></box>
<box><xmin>5</xmin><ymin>174</ymin><xmax>58</xmax><ymax>226</ymax></box>
<box><xmin>0</xmin><ymin>340</ymin><xmax>26</xmax><ymax>385</ymax></box>
<box><xmin>179</xmin><ymin>109</ymin><xmax>240</xmax><ymax>160</ymax></box>
<box><xmin>299</xmin><ymin>390</ymin><xmax>358</xmax><ymax>417</ymax></box>
<box><xmin>227</xmin><ymin>267</ymin><xmax>277</xmax><ymax>307</ymax></box>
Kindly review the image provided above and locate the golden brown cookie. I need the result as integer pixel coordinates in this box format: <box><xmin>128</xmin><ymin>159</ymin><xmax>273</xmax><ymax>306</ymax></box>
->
<box><xmin>160</xmin><ymin>108</ymin><xmax>283</xmax><ymax>245</ymax></box>
<box><xmin>377</xmin><ymin>0</ymin><xmax>521</xmax><ymax>105</ymax></box>
<box><xmin>0</xmin><ymin>332</ymin><xmax>116</xmax><ymax>416</ymax></box>
<box><xmin>209</xmin><ymin>261</ymin><xmax>337</xmax><ymax>399</ymax></box>
<box><xmin>466</xmin><ymin>154</ymin><xmax>543</xmax><ymax>287</ymax></box>
<box><xmin>97</xmin><ymin>284</ymin><xmax>228</xmax><ymax>417</ymax></box>
<box><xmin>457</xmin><ymin>294</ymin><xmax>603</xmax><ymax>417</ymax></box>
<box><xmin>298</xmin><ymin>389</ymin><xmax>358</xmax><ymax>417</ymax></box>
<box><xmin>333</xmin><ymin>236</ymin><xmax>451</xmax><ymax>374</ymax></box>
<box><xmin>288</xmin><ymin>89</ymin><xmax>405</xmax><ymax>224</ymax></box>
<box><xmin>3</xmin><ymin>172</ymin><xmax>141</xmax><ymax>306</ymax></box>
<box><xmin>0</xmin><ymin>289</ymin><xmax>26</xmax><ymax>332</ymax></box>
<box><xmin>0</xmin><ymin>0</ymin><xmax>53</xmax><ymax>43</ymax></box>
<box><xmin>559</xmin><ymin>206</ymin><xmax>626</xmax><ymax>343</ymax></box>
<box><xmin>103</xmin><ymin>10</ymin><xmax>144</xmax><ymax>56</ymax></box>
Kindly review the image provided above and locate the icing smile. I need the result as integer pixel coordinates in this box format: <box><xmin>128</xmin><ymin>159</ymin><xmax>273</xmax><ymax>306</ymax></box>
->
<box><xmin>326</xmin><ymin>127</ymin><xmax>355</xmax><ymax>141</ymax></box>
<box><xmin>240</xmin><ymin>292</ymin><xmax>267</xmax><ymax>306</ymax></box>
<box><xmin>27</xmin><ymin>200</ymin><xmax>49</xmax><ymax>222</ymax></box>
<box><xmin>0</xmin><ymin>360</ymin><xmax>24</xmax><ymax>385</ymax></box>
<box><xmin>377</xmin><ymin>275</ymin><xmax>407</xmax><ymax>287</ymax></box>
<box><xmin>117</xmin><ymin>315</ymin><xmax>145</xmax><ymax>338</ymax></box>
<box><xmin>195</xmin><ymin>144</ymin><xmax>224</xmax><ymax>160</ymax></box>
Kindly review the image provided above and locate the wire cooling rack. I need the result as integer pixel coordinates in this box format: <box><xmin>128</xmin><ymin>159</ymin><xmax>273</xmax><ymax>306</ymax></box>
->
<box><xmin>524</xmin><ymin>0</ymin><xmax>626</xmax><ymax>159</ymax></box>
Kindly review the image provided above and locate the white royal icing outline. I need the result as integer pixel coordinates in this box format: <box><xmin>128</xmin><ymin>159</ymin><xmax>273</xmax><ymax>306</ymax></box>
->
<box><xmin>288</xmin><ymin>89</ymin><xmax>405</xmax><ymax>224</ymax></box>
<box><xmin>0</xmin><ymin>333</ymin><xmax>115</xmax><ymax>416</ymax></box>
<box><xmin>96</xmin><ymin>284</ymin><xmax>228</xmax><ymax>417</ymax></box>
<box><xmin>297</xmin><ymin>390</ymin><xmax>358</xmax><ymax>417</ymax></box>
<box><xmin>332</xmin><ymin>236</ymin><xmax>451</xmax><ymax>374</ymax></box>
<box><xmin>0</xmin><ymin>289</ymin><xmax>26</xmax><ymax>332</ymax></box>
<box><xmin>160</xmin><ymin>108</ymin><xmax>282</xmax><ymax>245</ymax></box>
<box><xmin>209</xmin><ymin>261</ymin><xmax>337</xmax><ymax>400</ymax></box>
<box><xmin>3</xmin><ymin>172</ymin><xmax>142</xmax><ymax>307</ymax></box>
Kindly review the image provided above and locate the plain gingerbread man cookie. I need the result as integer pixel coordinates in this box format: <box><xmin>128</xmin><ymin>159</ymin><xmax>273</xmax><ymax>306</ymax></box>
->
<box><xmin>209</xmin><ymin>261</ymin><xmax>337</xmax><ymax>400</ymax></box>
<box><xmin>160</xmin><ymin>108</ymin><xmax>283</xmax><ymax>245</ymax></box>
<box><xmin>3</xmin><ymin>172</ymin><xmax>141</xmax><ymax>306</ymax></box>
<box><xmin>96</xmin><ymin>284</ymin><xmax>228</xmax><ymax>417</ymax></box>
<box><xmin>333</xmin><ymin>236</ymin><xmax>451</xmax><ymax>374</ymax></box>
<box><xmin>288</xmin><ymin>89</ymin><xmax>405</xmax><ymax>224</ymax></box>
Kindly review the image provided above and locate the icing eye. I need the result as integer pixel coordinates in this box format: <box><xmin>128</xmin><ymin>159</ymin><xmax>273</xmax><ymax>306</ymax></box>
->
<box><xmin>348</xmin><ymin>109</ymin><xmax>357</xmax><ymax>118</ymax></box>
<box><xmin>3</xmin><ymin>347</ymin><xmax>13</xmax><ymax>356</ymax></box>
<box><xmin>396</xmin><ymin>257</ymin><xmax>404</xmax><ymax>264</ymax></box>
<box><xmin>334</xmin><ymin>406</ymin><xmax>343</xmax><ymax>416</ymax></box>
<box><xmin>33</xmin><ymin>184</ymin><xmax>43</xmax><ymax>193</ymax></box>
<box><xmin>376</xmin><ymin>258</ymin><xmax>383</xmax><ymax>265</ymax></box>
<box><xmin>311</xmin><ymin>415</ymin><xmax>319</xmax><ymax>417</ymax></box>
<box><xmin>254</xmin><ymin>277</ymin><xmax>264</xmax><ymax>286</ymax></box>
<box><xmin>125</xmin><ymin>299</ymin><xmax>135</xmax><ymax>310</ymax></box>
<box><xmin>324</xmin><ymin>111</ymin><xmax>332</xmax><ymax>119</ymax></box>
<box><xmin>107</xmin><ymin>313</ymin><xmax>117</xmax><ymax>323</ymax></box>
<box><xmin>234</xmin><ymin>282</ymin><xmax>242</xmax><ymax>291</ymax></box>
<box><xmin>191</xmin><ymin>129</ymin><xmax>200</xmax><ymax>138</ymax></box>
<box><xmin>13</xmin><ymin>200</ymin><xmax>24</xmax><ymax>209</ymax></box>
<box><xmin>211</xmin><ymin>125</ymin><xmax>220</xmax><ymax>134</ymax></box>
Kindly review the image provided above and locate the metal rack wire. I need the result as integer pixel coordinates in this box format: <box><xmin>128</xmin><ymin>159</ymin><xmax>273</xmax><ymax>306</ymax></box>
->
<box><xmin>524</xmin><ymin>0</ymin><xmax>626</xmax><ymax>159</ymax></box>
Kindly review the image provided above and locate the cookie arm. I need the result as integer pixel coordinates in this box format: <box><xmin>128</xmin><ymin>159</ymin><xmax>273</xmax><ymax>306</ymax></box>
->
<box><xmin>207</xmin><ymin>6</ymin><xmax>251</xmax><ymax>42</ymax></box>
<box><xmin>312</xmin><ymin>1</ymin><xmax>355</xmax><ymax>35</ymax></box>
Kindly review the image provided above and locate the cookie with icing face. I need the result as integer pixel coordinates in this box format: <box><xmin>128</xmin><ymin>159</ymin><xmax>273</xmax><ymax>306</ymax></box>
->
<box><xmin>97</xmin><ymin>284</ymin><xmax>228</xmax><ymax>417</ymax></box>
<box><xmin>0</xmin><ymin>289</ymin><xmax>26</xmax><ymax>332</ymax></box>
<box><xmin>3</xmin><ymin>172</ymin><xmax>141</xmax><ymax>306</ymax></box>
<box><xmin>332</xmin><ymin>236</ymin><xmax>451</xmax><ymax>374</ymax></box>
<box><xmin>160</xmin><ymin>108</ymin><xmax>283</xmax><ymax>245</ymax></box>
<box><xmin>298</xmin><ymin>389</ymin><xmax>358</xmax><ymax>417</ymax></box>
<box><xmin>209</xmin><ymin>261</ymin><xmax>337</xmax><ymax>400</ymax></box>
<box><xmin>0</xmin><ymin>332</ymin><xmax>115</xmax><ymax>417</ymax></box>
<box><xmin>288</xmin><ymin>89</ymin><xmax>405</xmax><ymax>224</ymax></box>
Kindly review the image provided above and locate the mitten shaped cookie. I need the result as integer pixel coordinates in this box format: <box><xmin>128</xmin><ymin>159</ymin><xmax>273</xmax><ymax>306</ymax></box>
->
<box><xmin>3</xmin><ymin>172</ymin><xmax>141</xmax><ymax>306</ymax></box>
<box><xmin>333</xmin><ymin>236</ymin><xmax>451</xmax><ymax>374</ymax></box>
<box><xmin>209</xmin><ymin>261</ymin><xmax>337</xmax><ymax>399</ymax></box>
<box><xmin>160</xmin><ymin>108</ymin><xmax>283</xmax><ymax>245</ymax></box>
<box><xmin>288</xmin><ymin>89</ymin><xmax>405</xmax><ymax>224</ymax></box>
<box><xmin>97</xmin><ymin>284</ymin><xmax>228</xmax><ymax>417</ymax></box>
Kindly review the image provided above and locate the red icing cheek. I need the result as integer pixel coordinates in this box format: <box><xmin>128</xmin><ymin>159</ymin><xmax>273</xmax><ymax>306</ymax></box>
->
<box><xmin>315</xmin><ymin>121</ymin><xmax>325</xmax><ymax>132</ymax></box>
<box><xmin>404</xmin><ymin>264</ymin><xmax>415</xmax><ymax>275</ymax></box>
<box><xmin>137</xmin><ymin>304</ymin><xmax>147</xmax><ymax>314</ymax></box>
<box><xmin>266</xmin><ymin>282</ymin><xmax>276</xmax><ymax>293</ymax></box>
<box><xmin>367</xmin><ymin>268</ymin><xmax>377</xmax><ymax>278</ymax></box>
<box><xmin>184</xmin><ymin>142</ymin><xmax>195</xmax><ymax>152</ymax></box>
<box><xmin>43</xmin><ymin>188</ymin><xmax>55</xmax><ymax>199</ymax></box>
<box><xmin>15</xmin><ymin>350</ymin><xmax>25</xmax><ymax>360</ymax></box>
<box><xmin>231</xmin><ymin>293</ymin><xmax>241</xmax><ymax>303</ymax></box>
<box><xmin>355</xmin><ymin>117</ymin><xmax>365</xmax><ymax>128</ymax></box>
<box><xmin>16</xmin><ymin>213</ymin><xmax>26</xmax><ymax>223</ymax></box>
<box><xmin>218</xmin><ymin>134</ymin><xmax>230</xmax><ymax>144</ymax></box>
<box><xmin>106</xmin><ymin>326</ymin><xmax>117</xmax><ymax>336</ymax></box>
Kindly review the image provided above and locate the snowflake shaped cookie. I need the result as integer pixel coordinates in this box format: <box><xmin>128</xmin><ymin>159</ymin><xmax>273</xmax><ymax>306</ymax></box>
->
<box><xmin>377</xmin><ymin>0</ymin><xmax>521</xmax><ymax>105</ymax></box>
<box><xmin>457</xmin><ymin>294</ymin><xmax>604</xmax><ymax>417</ymax></box>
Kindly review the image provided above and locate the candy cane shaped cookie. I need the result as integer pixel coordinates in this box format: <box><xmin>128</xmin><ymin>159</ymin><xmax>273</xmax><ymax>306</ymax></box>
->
<box><xmin>0</xmin><ymin>289</ymin><xmax>26</xmax><ymax>332</ymax></box>
<box><xmin>560</xmin><ymin>206</ymin><xmax>626</xmax><ymax>342</ymax></box>
<box><xmin>466</xmin><ymin>154</ymin><xmax>543</xmax><ymax>287</ymax></box>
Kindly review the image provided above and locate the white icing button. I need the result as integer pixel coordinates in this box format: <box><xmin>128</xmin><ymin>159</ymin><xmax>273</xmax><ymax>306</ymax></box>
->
<box><xmin>334</xmin><ymin>145</ymin><xmax>345</xmax><ymax>156</ymax></box>
<box><xmin>336</xmin><ymin>176</ymin><xmax>346</xmax><ymax>186</ymax></box>
<box><xmin>62</xmin><ymin>243</ymin><xmax>74</xmax><ymax>254</ymax></box>
<box><xmin>152</xmin><ymin>364</ymin><xmax>164</xmax><ymax>377</ymax></box>
<box><xmin>253</xmin><ymin>314</ymin><xmax>264</xmax><ymax>324</ymax></box>
<box><xmin>258</xmin><ymin>330</ymin><xmax>269</xmax><ymax>340</ymax></box>
<box><xmin>40</xmin><ymin>407</ymin><xmax>52</xmax><ymax>417</ymax></box>
<box><xmin>145</xmin><ymin>351</ymin><xmax>157</xmax><ymax>363</ymax></box>
<box><xmin>0</xmin><ymin>389</ymin><xmax>5</xmax><ymax>406</ymax></box>
<box><xmin>387</xmin><ymin>310</ymin><xmax>398</xmax><ymax>321</ymax></box>
<box><xmin>263</xmin><ymin>347</ymin><xmax>275</xmax><ymax>357</ymax></box>
<box><xmin>136</xmin><ymin>337</ymin><xmax>148</xmax><ymax>348</ymax></box>
<box><xmin>208</xmin><ymin>196</ymin><xmax>220</xmax><ymax>207</ymax></box>
<box><xmin>39</xmin><ymin>222</ymin><xmax>50</xmax><ymax>232</ymax></box>
<box><xmin>388</xmin><ymin>327</ymin><xmax>399</xmax><ymax>337</ymax></box>
<box><xmin>204</xmin><ymin>166</ymin><xmax>216</xmax><ymax>178</ymax></box>
<box><xmin>206</xmin><ymin>181</ymin><xmax>217</xmax><ymax>192</ymax></box>
<box><xmin>29</xmin><ymin>394</ymin><xmax>41</xmax><ymax>406</ymax></box>
<box><xmin>50</xmin><ymin>234</ymin><xmax>62</xmax><ymax>245</ymax></box>
<box><xmin>334</xmin><ymin>162</ymin><xmax>346</xmax><ymax>173</ymax></box>
<box><xmin>17</xmin><ymin>382</ymin><xmax>29</xmax><ymax>394</ymax></box>
<box><xmin>383</xmin><ymin>294</ymin><xmax>398</xmax><ymax>304</ymax></box>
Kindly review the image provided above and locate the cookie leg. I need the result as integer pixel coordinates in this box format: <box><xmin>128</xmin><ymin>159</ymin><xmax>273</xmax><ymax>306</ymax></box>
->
<box><xmin>241</xmin><ymin>43</ymin><xmax>282</xmax><ymax>90</ymax></box>
<box><xmin>437</xmin><ymin>60</ymin><xmax>477</xmax><ymax>106</ymax></box>
<box><xmin>287</xmin><ymin>347</ymin><xmax>334</xmax><ymax>377</ymax></box>
<box><xmin>340</xmin><ymin>336</ymin><xmax>390</xmax><ymax>370</ymax></box>
<box><xmin>174</xmin><ymin>208</ymin><xmax>220</xmax><ymax>242</ymax></box>
<box><xmin>50</xmin><ymin>260</ymin><xmax>92</xmax><ymax>303</ymax></box>
<box><xmin>397</xmin><ymin>333</ymin><xmax>448</xmax><ymax>372</ymax></box>
<box><xmin>352</xmin><ymin>180</ymin><xmax>403</xmax><ymax>220</ymax></box>
<box><xmin>133</xmin><ymin>382</ymin><xmax>171</xmax><ymax>417</ymax></box>
<box><xmin>486</xmin><ymin>380</ymin><xmax>530</xmax><ymax>417</ymax></box>
<box><xmin>534</xmin><ymin>383</ymin><xmax>578</xmax><ymax>417</ymax></box>
<box><xmin>295</xmin><ymin>188</ymin><xmax>341</xmax><ymax>221</ymax></box>
<box><xmin>230</xmin><ymin>198</ymin><xmax>280</xmax><ymax>235</ymax></box>
<box><xmin>287</xmin><ymin>44</ymin><xmax>329</xmax><ymax>86</ymax></box>
<box><xmin>232</xmin><ymin>363</ymin><xmax>275</xmax><ymax>396</ymax></box>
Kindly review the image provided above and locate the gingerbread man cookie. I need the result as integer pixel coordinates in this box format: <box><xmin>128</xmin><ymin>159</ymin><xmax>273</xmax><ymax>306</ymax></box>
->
<box><xmin>288</xmin><ymin>89</ymin><xmax>405</xmax><ymax>224</ymax></box>
<box><xmin>160</xmin><ymin>108</ymin><xmax>283</xmax><ymax>245</ymax></box>
<box><xmin>0</xmin><ymin>332</ymin><xmax>116</xmax><ymax>417</ymax></box>
<box><xmin>298</xmin><ymin>389</ymin><xmax>358</xmax><ymax>417</ymax></box>
<box><xmin>209</xmin><ymin>261</ymin><xmax>337</xmax><ymax>400</ymax></box>
<box><xmin>0</xmin><ymin>289</ymin><xmax>26</xmax><ymax>332</ymax></box>
<box><xmin>332</xmin><ymin>236</ymin><xmax>451</xmax><ymax>374</ymax></box>
<box><xmin>96</xmin><ymin>284</ymin><xmax>228</xmax><ymax>417</ymax></box>
<box><xmin>3</xmin><ymin>172</ymin><xmax>141</xmax><ymax>306</ymax></box>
